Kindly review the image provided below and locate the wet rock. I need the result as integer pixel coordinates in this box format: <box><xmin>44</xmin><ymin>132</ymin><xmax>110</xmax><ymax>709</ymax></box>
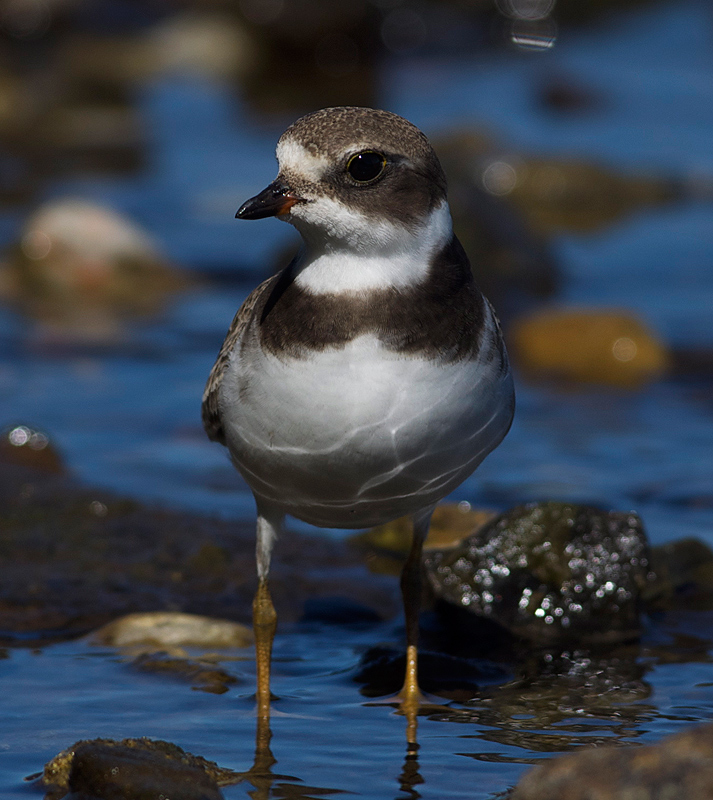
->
<box><xmin>0</xmin><ymin>425</ymin><xmax>64</xmax><ymax>474</ymax></box>
<box><xmin>141</xmin><ymin>12</ymin><xmax>256</xmax><ymax>81</ymax></box>
<box><xmin>3</xmin><ymin>30</ymin><xmax>147</xmax><ymax>178</ymax></box>
<box><xmin>0</xmin><ymin>65</ymin><xmax>28</xmax><ymax>139</ymax></box>
<box><xmin>670</xmin><ymin>346</ymin><xmax>713</xmax><ymax>378</ymax></box>
<box><xmin>186</xmin><ymin>542</ymin><xmax>233</xmax><ymax>577</ymax></box>
<box><xmin>424</xmin><ymin>502</ymin><xmax>653</xmax><ymax>645</ymax></box>
<box><xmin>510</xmin><ymin>721</ymin><xmax>713</xmax><ymax>800</ymax></box>
<box><xmin>0</xmin><ymin>199</ymin><xmax>190</xmax><ymax>336</ymax></box>
<box><xmin>509</xmin><ymin>308</ymin><xmax>670</xmax><ymax>387</ymax></box>
<box><xmin>132</xmin><ymin>652</ymin><xmax>239</xmax><ymax>694</ymax></box>
<box><xmin>647</xmin><ymin>538</ymin><xmax>713</xmax><ymax>611</ymax></box>
<box><xmin>36</xmin><ymin>737</ymin><xmax>240</xmax><ymax>800</ymax></box>
<box><xmin>90</xmin><ymin>612</ymin><xmax>253</xmax><ymax>649</ymax></box>
<box><xmin>31</xmin><ymin>100</ymin><xmax>145</xmax><ymax>175</ymax></box>
<box><xmin>0</xmin><ymin>64</ymin><xmax>38</xmax><ymax>204</ymax></box>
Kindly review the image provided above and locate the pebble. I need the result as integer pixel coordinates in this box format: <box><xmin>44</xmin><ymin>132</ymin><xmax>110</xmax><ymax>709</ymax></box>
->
<box><xmin>90</xmin><ymin>612</ymin><xmax>253</xmax><ymax>649</ymax></box>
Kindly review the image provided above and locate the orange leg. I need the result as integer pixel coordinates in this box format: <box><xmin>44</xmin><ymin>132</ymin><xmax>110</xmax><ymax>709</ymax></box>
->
<box><xmin>399</xmin><ymin>507</ymin><xmax>433</xmax><ymax>746</ymax></box>
<box><xmin>252</xmin><ymin>503</ymin><xmax>281</xmax><ymax>719</ymax></box>
<box><xmin>253</xmin><ymin>577</ymin><xmax>277</xmax><ymax>720</ymax></box>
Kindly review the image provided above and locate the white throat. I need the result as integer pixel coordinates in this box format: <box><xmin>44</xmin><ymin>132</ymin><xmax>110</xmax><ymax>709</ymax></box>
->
<box><xmin>291</xmin><ymin>199</ymin><xmax>452</xmax><ymax>294</ymax></box>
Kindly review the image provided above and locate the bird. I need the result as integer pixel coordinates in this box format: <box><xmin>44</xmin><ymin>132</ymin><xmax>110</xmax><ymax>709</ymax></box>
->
<box><xmin>202</xmin><ymin>106</ymin><xmax>515</xmax><ymax>740</ymax></box>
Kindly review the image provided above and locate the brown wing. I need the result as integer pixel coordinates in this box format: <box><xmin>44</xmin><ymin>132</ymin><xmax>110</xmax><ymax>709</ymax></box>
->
<box><xmin>201</xmin><ymin>275</ymin><xmax>278</xmax><ymax>445</ymax></box>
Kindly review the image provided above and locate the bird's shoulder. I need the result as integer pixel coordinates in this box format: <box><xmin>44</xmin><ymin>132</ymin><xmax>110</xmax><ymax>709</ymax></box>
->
<box><xmin>201</xmin><ymin>273</ymin><xmax>280</xmax><ymax>444</ymax></box>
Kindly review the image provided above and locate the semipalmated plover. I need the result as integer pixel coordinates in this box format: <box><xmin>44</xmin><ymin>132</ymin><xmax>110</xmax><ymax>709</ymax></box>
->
<box><xmin>203</xmin><ymin>106</ymin><xmax>515</xmax><ymax>738</ymax></box>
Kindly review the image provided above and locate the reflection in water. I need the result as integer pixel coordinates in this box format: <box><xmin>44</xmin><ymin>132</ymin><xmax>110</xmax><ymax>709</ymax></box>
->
<box><xmin>397</xmin><ymin>743</ymin><xmax>424</xmax><ymax>800</ymax></box>
<box><xmin>426</xmin><ymin>645</ymin><xmax>657</xmax><ymax>761</ymax></box>
<box><xmin>240</xmin><ymin>714</ymin><xmax>346</xmax><ymax>799</ymax></box>
<box><xmin>240</xmin><ymin>702</ymin><xmax>427</xmax><ymax>799</ymax></box>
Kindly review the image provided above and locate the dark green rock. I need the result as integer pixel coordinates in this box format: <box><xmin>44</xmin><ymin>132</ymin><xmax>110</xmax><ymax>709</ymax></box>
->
<box><xmin>67</xmin><ymin>745</ymin><xmax>223</xmax><ymax>800</ymax></box>
<box><xmin>424</xmin><ymin>502</ymin><xmax>653</xmax><ymax>644</ymax></box>
<box><xmin>38</xmin><ymin>737</ymin><xmax>240</xmax><ymax>800</ymax></box>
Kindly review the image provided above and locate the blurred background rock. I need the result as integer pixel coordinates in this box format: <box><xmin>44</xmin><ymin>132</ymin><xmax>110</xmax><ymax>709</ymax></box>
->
<box><xmin>1</xmin><ymin>0</ymin><xmax>710</xmax><ymax>355</ymax></box>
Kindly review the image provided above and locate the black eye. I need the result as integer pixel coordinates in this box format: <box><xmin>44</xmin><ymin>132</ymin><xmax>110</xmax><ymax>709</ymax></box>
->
<box><xmin>346</xmin><ymin>151</ymin><xmax>387</xmax><ymax>183</ymax></box>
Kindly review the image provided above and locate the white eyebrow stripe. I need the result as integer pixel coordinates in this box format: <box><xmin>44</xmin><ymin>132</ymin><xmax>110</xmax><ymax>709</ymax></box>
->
<box><xmin>276</xmin><ymin>138</ymin><xmax>330</xmax><ymax>183</ymax></box>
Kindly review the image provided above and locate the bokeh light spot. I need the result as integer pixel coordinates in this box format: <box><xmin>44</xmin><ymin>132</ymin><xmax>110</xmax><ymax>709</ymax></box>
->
<box><xmin>482</xmin><ymin>161</ymin><xmax>518</xmax><ymax>196</ymax></box>
<box><xmin>613</xmin><ymin>337</ymin><xmax>638</xmax><ymax>362</ymax></box>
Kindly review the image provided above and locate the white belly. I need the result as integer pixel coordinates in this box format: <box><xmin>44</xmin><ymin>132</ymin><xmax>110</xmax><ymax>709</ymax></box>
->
<box><xmin>220</xmin><ymin>334</ymin><xmax>513</xmax><ymax>528</ymax></box>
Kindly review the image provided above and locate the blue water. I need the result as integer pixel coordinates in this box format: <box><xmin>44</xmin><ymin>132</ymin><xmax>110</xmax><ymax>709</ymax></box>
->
<box><xmin>3</xmin><ymin>624</ymin><xmax>713</xmax><ymax>799</ymax></box>
<box><xmin>1</xmin><ymin>0</ymin><xmax>713</xmax><ymax>797</ymax></box>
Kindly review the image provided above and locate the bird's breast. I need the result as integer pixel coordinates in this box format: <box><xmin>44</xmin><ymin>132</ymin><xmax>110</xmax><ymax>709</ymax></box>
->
<box><xmin>220</xmin><ymin>332</ymin><xmax>513</xmax><ymax>527</ymax></box>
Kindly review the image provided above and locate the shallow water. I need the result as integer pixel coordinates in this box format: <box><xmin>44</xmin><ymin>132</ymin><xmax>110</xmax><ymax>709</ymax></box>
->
<box><xmin>3</xmin><ymin>622</ymin><xmax>713</xmax><ymax>799</ymax></box>
<box><xmin>2</xmin><ymin>0</ymin><xmax>713</xmax><ymax>797</ymax></box>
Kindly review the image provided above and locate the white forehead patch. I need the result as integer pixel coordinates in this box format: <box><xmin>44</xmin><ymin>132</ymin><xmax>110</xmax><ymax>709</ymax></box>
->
<box><xmin>276</xmin><ymin>137</ymin><xmax>330</xmax><ymax>183</ymax></box>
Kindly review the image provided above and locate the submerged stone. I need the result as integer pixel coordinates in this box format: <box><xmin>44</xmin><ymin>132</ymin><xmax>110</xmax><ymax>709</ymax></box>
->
<box><xmin>36</xmin><ymin>738</ymin><xmax>240</xmax><ymax>800</ymax></box>
<box><xmin>131</xmin><ymin>652</ymin><xmax>238</xmax><ymax>694</ymax></box>
<box><xmin>424</xmin><ymin>502</ymin><xmax>652</xmax><ymax>644</ymax></box>
<box><xmin>509</xmin><ymin>308</ymin><xmax>670</xmax><ymax>387</ymax></box>
<box><xmin>0</xmin><ymin>438</ymin><xmax>396</xmax><ymax>645</ymax></box>
<box><xmin>510</xmin><ymin>721</ymin><xmax>713</xmax><ymax>800</ymax></box>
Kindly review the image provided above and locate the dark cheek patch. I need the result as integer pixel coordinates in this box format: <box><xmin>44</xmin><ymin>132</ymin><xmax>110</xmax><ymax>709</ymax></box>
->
<box><xmin>312</xmin><ymin>165</ymin><xmax>444</xmax><ymax>233</ymax></box>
